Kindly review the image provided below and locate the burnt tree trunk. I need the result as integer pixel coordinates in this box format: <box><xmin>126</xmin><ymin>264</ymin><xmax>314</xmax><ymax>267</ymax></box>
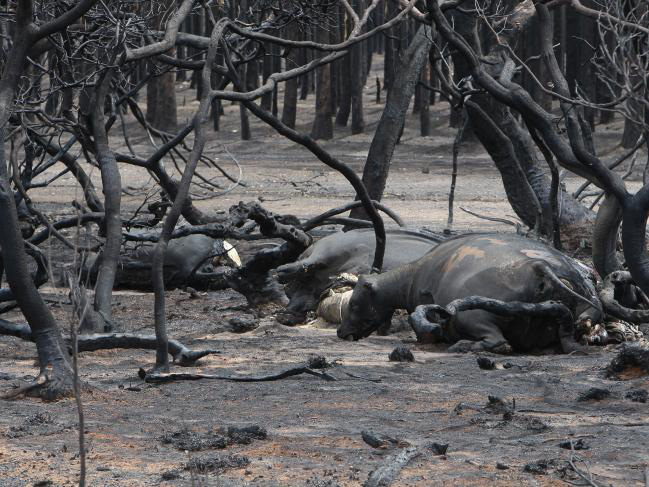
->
<box><xmin>336</xmin><ymin>4</ymin><xmax>352</xmax><ymax>127</ymax></box>
<box><xmin>261</xmin><ymin>41</ymin><xmax>277</xmax><ymax>111</ymax></box>
<box><xmin>299</xmin><ymin>36</ymin><xmax>309</xmax><ymax>100</ymax></box>
<box><xmin>350</xmin><ymin>26</ymin><xmax>433</xmax><ymax>219</ymax></box>
<box><xmin>0</xmin><ymin>37</ymin><xmax>73</xmax><ymax>397</ymax></box>
<box><xmin>311</xmin><ymin>25</ymin><xmax>333</xmax><ymax>140</ymax></box>
<box><xmin>272</xmin><ymin>41</ymin><xmax>281</xmax><ymax>116</ymax></box>
<box><xmin>239</xmin><ymin>63</ymin><xmax>255</xmax><ymax>141</ymax></box>
<box><xmin>446</xmin><ymin>9</ymin><xmax>476</xmax><ymax>142</ymax></box>
<box><xmin>88</xmin><ymin>69</ymin><xmax>122</xmax><ymax>333</ymax></box>
<box><xmin>281</xmin><ymin>24</ymin><xmax>299</xmax><ymax>129</ymax></box>
<box><xmin>622</xmin><ymin>101</ymin><xmax>644</xmax><ymax>148</ymax></box>
<box><xmin>0</xmin><ymin>139</ymin><xmax>73</xmax><ymax>399</ymax></box>
<box><xmin>566</xmin><ymin>5</ymin><xmax>596</xmax><ymax>130</ymax></box>
<box><xmin>446</xmin><ymin>4</ymin><xmax>594</xmax><ymax>238</ymax></box>
<box><xmin>523</xmin><ymin>16</ymin><xmax>552</xmax><ymax>112</ymax></box>
<box><xmin>418</xmin><ymin>59</ymin><xmax>431</xmax><ymax>136</ymax></box>
<box><xmin>350</xmin><ymin>0</ymin><xmax>366</xmax><ymax>134</ymax></box>
<box><xmin>145</xmin><ymin>3</ymin><xmax>178</xmax><ymax>133</ymax></box>
<box><xmin>383</xmin><ymin>0</ymin><xmax>399</xmax><ymax>91</ymax></box>
<box><xmin>0</xmin><ymin>4</ymin><xmax>85</xmax><ymax>399</ymax></box>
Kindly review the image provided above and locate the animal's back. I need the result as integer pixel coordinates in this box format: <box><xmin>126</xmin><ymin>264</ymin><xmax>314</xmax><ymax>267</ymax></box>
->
<box><xmin>299</xmin><ymin>227</ymin><xmax>441</xmax><ymax>275</ymax></box>
<box><xmin>409</xmin><ymin>233</ymin><xmax>594</xmax><ymax>308</ymax></box>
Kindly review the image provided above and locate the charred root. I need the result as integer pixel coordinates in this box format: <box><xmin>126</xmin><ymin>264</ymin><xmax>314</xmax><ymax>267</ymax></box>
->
<box><xmin>1</xmin><ymin>362</ymin><xmax>75</xmax><ymax>401</ymax></box>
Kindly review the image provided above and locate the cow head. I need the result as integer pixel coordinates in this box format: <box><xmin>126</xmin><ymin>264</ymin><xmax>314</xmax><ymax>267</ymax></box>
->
<box><xmin>337</xmin><ymin>275</ymin><xmax>393</xmax><ymax>340</ymax></box>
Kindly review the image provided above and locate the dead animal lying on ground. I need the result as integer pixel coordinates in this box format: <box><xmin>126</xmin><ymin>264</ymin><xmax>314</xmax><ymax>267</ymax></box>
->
<box><xmin>337</xmin><ymin>233</ymin><xmax>605</xmax><ymax>353</ymax></box>
<box><xmin>82</xmin><ymin>234</ymin><xmax>240</xmax><ymax>290</ymax></box>
<box><xmin>275</xmin><ymin>228</ymin><xmax>442</xmax><ymax>325</ymax></box>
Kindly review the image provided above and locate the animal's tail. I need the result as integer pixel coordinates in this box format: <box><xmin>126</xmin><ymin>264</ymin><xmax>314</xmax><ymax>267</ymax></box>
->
<box><xmin>531</xmin><ymin>261</ymin><xmax>601</xmax><ymax>313</ymax></box>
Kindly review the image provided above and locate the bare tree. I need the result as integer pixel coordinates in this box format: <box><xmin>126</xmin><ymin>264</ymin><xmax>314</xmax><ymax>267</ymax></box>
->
<box><xmin>0</xmin><ymin>0</ymin><xmax>421</xmax><ymax>395</ymax></box>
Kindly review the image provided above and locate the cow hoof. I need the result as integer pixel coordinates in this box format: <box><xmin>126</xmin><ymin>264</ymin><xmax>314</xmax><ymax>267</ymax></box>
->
<box><xmin>447</xmin><ymin>340</ymin><xmax>476</xmax><ymax>353</ymax></box>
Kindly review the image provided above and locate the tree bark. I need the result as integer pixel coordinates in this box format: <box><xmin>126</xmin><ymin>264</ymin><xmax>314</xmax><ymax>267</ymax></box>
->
<box><xmin>418</xmin><ymin>59</ymin><xmax>431</xmax><ymax>136</ymax></box>
<box><xmin>566</xmin><ymin>3</ymin><xmax>596</xmax><ymax>129</ymax></box>
<box><xmin>350</xmin><ymin>0</ymin><xmax>366</xmax><ymax>134</ymax></box>
<box><xmin>447</xmin><ymin>9</ymin><xmax>477</xmax><ymax>143</ymax></box>
<box><xmin>261</xmin><ymin>42</ymin><xmax>276</xmax><ymax>111</ymax></box>
<box><xmin>383</xmin><ymin>0</ymin><xmax>399</xmax><ymax>91</ymax></box>
<box><xmin>88</xmin><ymin>69</ymin><xmax>121</xmax><ymax>333</ymax></box>
<box><xmin>299</xmin><ymin>37</ymin><xmax>309</xmax><ymax>100</ymax></box>
<box><xmin>239</xmin><ymin>65</ymin><xmax>252</xmax><ymax>140</ymax></box>
<box><xmin>523</xmin><ymin>16</ymin><xmax>553</xmax><ymax>112</ymax></box>
<box><xmin>146</xmin><ymin>3</ymin><xmax>178</xmax><ymax>132</ymax></box>
<box><xmin>0</xmin><ymin>130</ymin><xmax>73</xmax><ymax>399</ymax></box>
<box><xmin>0</xmin><ymin>1</ymin><xmax>90</xmax><ymax>399</ymax></box>
<box><xmin>336</xmin><ymin>4</ymin><xmax>352</xmax><ymax>126</ymax></box>
<box><xmin>350</xmin><ymin>26</ymin><xmax>432</xmax><ymax>219</ymax></box>
<box><xmin>281</xmin><ymin>23</ymin><xmax>299</xmax><ymax>129</ymax></box>
<box><xmin>433</xmin><ymin>1</ymin><xmax>594</xmax><ymax>238</ymax></box>
<box><xmin>311</xmin><ymin>25</ymin><xmax>333</xmax><ymax>140</ymax></box>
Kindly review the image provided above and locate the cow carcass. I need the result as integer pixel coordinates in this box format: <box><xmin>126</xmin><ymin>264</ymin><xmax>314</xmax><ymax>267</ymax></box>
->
<box><xmin>275</xmin><ymin>228</ymin><xmax>442</xmax><ymax>324</ymax></box>
<box><xmin>337</xmin><ymin>233</ymin><xmax>604</xmax><ymax>353</ymax></box>
<box><xmin>83</xmin><ymin>234</ymin><xmax>239</xmax><ymax>290</ymax></box>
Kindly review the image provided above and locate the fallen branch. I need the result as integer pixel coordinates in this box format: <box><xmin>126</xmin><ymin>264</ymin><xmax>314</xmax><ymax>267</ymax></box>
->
<box><xmin>362</xmin><ymin>430</ymin><xmax>410</xmax><ymax>449</ymax></box>
<box><xmin>141</xmin><ymin>365</ymin><xmax>336</xmax><ymax>384</ymax></box>
<box><xmin>568</xmin><ymin>440</ymin><xmax>602</xmax><ymax>487</ymax></box>
<box><xmin>364</xmin><ymin>442</ymin><xmax>437</xmax><ymax>487</ymax></box>
<box><xmin>301</xmin><ymin>200</ymin><xmax>405</xmax><ymax>230</ymax></box>
<box><xmin>0</xmin><ymin>320</ymin><xmax>217</xmax><ymax>366</ymax></box>
<box><xmin>77</xmin><ymin>333</ymin><xmax>218</xmax><ymax>366</ymax></box>
<box><xmin>230</xmin><ymin>201</ymin><xmax>312</xmax><ymax>248</ymax></box>
<box><xmin>459</xmin><ymin>206</ymin><xmax>521</xmax><ymax>228</ymax></box>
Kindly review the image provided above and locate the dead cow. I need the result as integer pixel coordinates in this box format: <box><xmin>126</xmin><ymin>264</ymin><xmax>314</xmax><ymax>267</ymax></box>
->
<box><xmin>275</xmin><ymin>228</ymin><xmax>442</xmax><ymax>324</ymax></box>
<box><xmin>337</xmin><ymin>233</ymin><xmax>603</xmax><ymax>353</ymax></box>
<box><xmin>83</xmin><ymin>234</ymin><xmax>239</xmax><ymax>290</ymax></box>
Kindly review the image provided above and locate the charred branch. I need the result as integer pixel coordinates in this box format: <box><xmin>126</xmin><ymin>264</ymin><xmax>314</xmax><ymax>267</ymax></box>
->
<box><xmin>0</xmin><ymin>319</ymin><xmax>217</xmax><ymax>367</ymax></box>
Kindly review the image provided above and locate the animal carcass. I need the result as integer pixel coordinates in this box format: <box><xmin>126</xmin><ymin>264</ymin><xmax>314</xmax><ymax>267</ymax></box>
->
<box><xmin>275</xmin><ymin>228</ymin><xmax>442</xmax><ymax>324</ymax></box>
<box><xmin>337</xmin><ymin>233</ymin><xmax>602</xmax><ymax>353</ymax></box>
<box><xmin>84</xmin><ymin>234</ymin><xmax>238</xmax><ymax>290</ymax></box>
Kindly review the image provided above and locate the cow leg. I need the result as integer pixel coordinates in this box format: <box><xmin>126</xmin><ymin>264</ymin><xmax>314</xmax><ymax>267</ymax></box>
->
<box><xmin>375</xmin><ymin>311</ymin><xmax>396</xmax><ymax>336</ymax></box>
<box><xmin>448</xmin><ymin>311</ymin><xmax>513</xmax><ymax>354</ymax></box>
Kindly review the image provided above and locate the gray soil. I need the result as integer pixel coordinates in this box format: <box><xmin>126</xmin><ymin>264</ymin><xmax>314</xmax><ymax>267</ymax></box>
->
<box><xmin>1</xmin><ymin>57</ymin><xmax>648</xmax><ymax>486</ymax></box>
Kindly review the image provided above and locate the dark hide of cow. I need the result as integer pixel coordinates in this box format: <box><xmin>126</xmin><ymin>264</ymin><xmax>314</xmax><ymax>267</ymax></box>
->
<box><xmin>275</xmin><ymin>228</ymin><xmax>443</xmax><ymax>325</ymax></box>
<box><xmin>83</xmin><ymin>234</ymin><xmax>230</xmax><ymax>290</ymax></box>
<box><xmin>337</xmin><ymin>233</ymin><xmax>603</xmax><ymax>353</ymax></box>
